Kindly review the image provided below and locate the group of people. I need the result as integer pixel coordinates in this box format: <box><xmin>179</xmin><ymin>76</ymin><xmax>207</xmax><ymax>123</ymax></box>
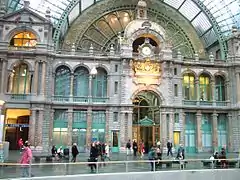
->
<box><xmin>88</xmin><ymin>142</ymin><xmax>111</xmax><ymax>172</ymax></box>
<box><xmin>210</xmin><ymin>148</ymin><xmax>227</xmax><ymax>168</ymax></box>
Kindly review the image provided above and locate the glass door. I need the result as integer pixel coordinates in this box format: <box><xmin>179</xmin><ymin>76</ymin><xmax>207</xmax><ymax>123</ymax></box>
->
<box><xmin>72</xmin><ymin>129</ymin><xmax>86</xmax><ymax>153</ymax></box>
<box><xmin>111</xmin><ymin>130</ymin><xmax>119</xmax><ymax>153</ymax></box>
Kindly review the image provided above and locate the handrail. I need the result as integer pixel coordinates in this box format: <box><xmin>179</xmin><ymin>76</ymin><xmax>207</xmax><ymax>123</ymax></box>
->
<box><xmin>0</xmin><ymin>158</ymin><xmax>239</xmax><ymax>166</ymax></box>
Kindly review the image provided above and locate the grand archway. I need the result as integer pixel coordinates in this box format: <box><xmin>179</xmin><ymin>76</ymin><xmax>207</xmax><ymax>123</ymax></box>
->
<box><xmin>132</xmin><ymin>90</ymin><xmax>161</xmax><ymax>153</ymax></box>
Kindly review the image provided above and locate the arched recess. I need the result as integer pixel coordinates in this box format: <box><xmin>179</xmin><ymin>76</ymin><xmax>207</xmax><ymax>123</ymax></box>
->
<box><xmin>73</xmin><ymin>66</ymin><xmax>89</xmax><ymax>97</ymax></box>
<box><xmin>92</xmin><ymin>67</ymin><xmax>108</xmax><ymax>101</ymax></box>
<box><xmin>215</xmin><ymin>75</ymin><xmax>226</xmax><ymax>101</ymax></box>
<box><xmin>199</xmin><ymin>73</ymin><xmax>212</xmax><ymax>101</ymax></box>
<box><xmin>63</xmin><ymin>2</ymin><xmax>205</xmax><ymax>58</ymax></box>
<box><xmin>182</xmin><ymin>72</ymin><xmax>196</xmax><ymax>100</ymax></box>
<box><xmin>75</xmin><ymin>8</ymin><xmax>196</xmax><ymax>58</ymax></box>
<box><xmin>132</xmin><ymin>90</ymin><xmax>161</xmax><ymax>152</ymax></box>
<box><xmin>7</xmin><ymin>63</ymin><xmax>32</xmax><ymax>94</ymax></box>
<box><xmin>54</xmin><ymin>66</ymin><xmax>71</xmax><ymax>97</ymax></box>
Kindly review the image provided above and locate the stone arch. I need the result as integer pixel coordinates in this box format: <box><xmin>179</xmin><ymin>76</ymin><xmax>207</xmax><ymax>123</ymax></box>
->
<box><xmin>53</xmin><ymin>63</ymin><xmax>73</xmax><ymax>73</ymax></box>
<box><xmin>73</xmin><ymin>63</ymin><xmax>91</xmax><ymax>73</ymax></box>
<box><xmin>128</xmin><ymin>28</ymin><xmax>166</xmax><ymax>50</ymax></box>
<box><xmin>131</xmin><ymin>86</ymin><xmax>165</xmax><ymax>104</ymax></box>
<box><xmin>8</xmin><ymin>60</ymin><xmax>33</xmax><ymax>72</ymax></box>
<box><xmin>214</xmin><ymin>71</ymin><xmax>228</xmax><ymax>81</ymax></box>
<box><xmin>5</xmin><ymin>26</ymin><xmax>41</xmax><ymax>43</ymax></box>
<box><xmin>96</xmin><ymin>64</ymin><xmax>109</xmax><ymax>74</ymax></box>
<box><xmin>198</xmin><ymin>70</ymin><xmax>214</xmax><ymax>80</ymax></box>
<box><xmin>181</xmin><ymin>69</ymin><xmax>197</xmax><ymax>79</ymax></box>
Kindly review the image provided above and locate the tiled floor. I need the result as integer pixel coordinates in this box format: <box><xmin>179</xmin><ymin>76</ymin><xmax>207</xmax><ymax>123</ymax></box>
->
<box><xmin>0</xmin><ymin>151</ymin><xmax>239</xmax><ymax>179</ymax></box>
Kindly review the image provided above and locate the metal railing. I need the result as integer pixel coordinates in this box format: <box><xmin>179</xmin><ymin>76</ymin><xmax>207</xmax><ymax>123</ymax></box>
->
<box><xmin>0</xmin><ymin>158</ymin><xmax>239</xmax><ymax>179</ymax></box>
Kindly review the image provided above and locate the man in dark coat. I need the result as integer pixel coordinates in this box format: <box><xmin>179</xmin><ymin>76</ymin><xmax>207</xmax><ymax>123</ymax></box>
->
<box><xmin>71</xmin><ymin>143</ymin><xmax>79</xmax><ymax>162</ymax></box>
<box><xmin>89</xmin><ymin>142</ymin><xmax>98</xmax><ymax>172</ymax></box>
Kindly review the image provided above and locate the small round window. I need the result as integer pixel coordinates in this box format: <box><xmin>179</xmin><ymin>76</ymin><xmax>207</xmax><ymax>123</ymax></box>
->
<box><xmin>10</xmin><ymin>31</ymin><xmax>37</xmax><ymax>47</ymax></box>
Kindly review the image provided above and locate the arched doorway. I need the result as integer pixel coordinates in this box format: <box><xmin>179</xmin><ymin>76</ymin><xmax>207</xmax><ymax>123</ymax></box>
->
<box><xmin>132</xmin><ymin>90</ymin><xmax>161</xmax><ymax>153</ymax></box>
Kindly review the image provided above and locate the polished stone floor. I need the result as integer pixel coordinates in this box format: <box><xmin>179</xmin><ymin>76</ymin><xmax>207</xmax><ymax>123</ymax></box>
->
<box><xmin>0</xmin><ymin>151</ymin><xmax>239</xmax><ymax>179</ymax></box>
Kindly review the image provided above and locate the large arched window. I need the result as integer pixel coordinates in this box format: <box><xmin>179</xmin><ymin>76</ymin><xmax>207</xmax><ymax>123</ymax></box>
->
<box><xmin>199</xmin><ymin>74</ymin><xmax>211</xmax><ymax>101</ymax></box>
<box><xmin>73</xmin><ymin>67</ymin><xmax>89</xmax><ymax>97</ymax></box>
<box><xmin>54</xmin><ymin>66</ymin><xmax>71</xmax><ymax>96</ymax></box>
<box><xmin>215</xmin><ymin>76</ymin><xmax>225</xmax><ymax>101</ymax></box>
<box><xmin>92</xmin><ymin>67</ymin><xmax>107</xmax><ymax>98</ymax></box>
<box><xmin>9</xmin><ymin>31</ymin><xmax>37</xmax><ymax>47</ymax></box>
<box><xmin>8</xmin><ymin>63</ymin><xmax>31</xmax><ymax>94</ymax></box>
<box><xmin>183</xmin><ymin>73</ymin><xmax>195</xmax><ymax>100</ymax></box>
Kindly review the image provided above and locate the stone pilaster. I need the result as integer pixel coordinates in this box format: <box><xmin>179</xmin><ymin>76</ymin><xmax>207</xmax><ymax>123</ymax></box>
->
<box><xmin>0</xmin><ymin>59</ymin><xmax>6</xmax><ymax>93</ymax></box>
<box><xmin>161</xmin><ymin>112</ymin><xmax>167</xmax><ymax>147</ymax></box>
<box><xmin>212</xmin><ymin>112</ymin><xmax>218</xmax><ymax>152</ymax></box>
<box><xmin>120</xmin><ymin>111</ymin><xmax>125</xmax><ymax>147</ymax></box>
<box><xmin>180</xmin><ymin>111</ymin><xmax>185</xmax><ymax>145</ymax></box>
<box><xmin>33</xmin><ymin>62</ymin><xmax>39</xmax><ymax>94</ymax></box>
<box><xmin>67</xmin><ymin>108</ymin><xmax>73</xmax><ymax>146</ymax></box>
<box><xmin>37</xmin><ymin>109</ymin><xmax>44</xmax><ymax>146</ymax></box>
<box><xmin>169</xmin><ymin>112</ymin><xmax>174</xmax><ymax>142</ymax></box>
<box><xmin>49</xmin><ymin>109</ymin><xmax>54</xmax><ymax>146</ymax></box>
<box><xmin>41</xmin><ymin>62</ymin><xmax>46</xmax><ymax>96</ymax></box>
<box><xmin>227</xmin><ymin>114</ymin><xmax>233</xmax><ymax>152</ymax></box>
<box><xmin>29</xmin><ymin>109</ymin><xmax>36</xmax><ymax>146</ymax></box>
<box><xmin>237</xmin><ymin>73</ymin><xmax>240</xmax><ymax>103</ymax></box>
<box><xmin>86</xmin><ymin>107</ymin><xmax>92</xmax><ymax>147</ymax></box>
<box><xmin>128</xmin><ymin>112</ymin><xmax>133</xmax><ymax>141</ymax></box>
<box><xmin>105</xmin><ymin>110</ymin><xmax>110</xmax><ymax>143</ymax></box>
<box><xmin>196</xmin><ymin>111</ymin><xmax>202</xmax><ymax>152</ymax></box>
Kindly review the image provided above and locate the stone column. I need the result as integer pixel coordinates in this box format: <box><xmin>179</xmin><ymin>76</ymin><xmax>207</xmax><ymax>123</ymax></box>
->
<box><xmin>195</xmin><ymin>78</ymin><xmax>199</xmax><ymax>102</ymax></box>
<box><xmin>212</xmin><ymin>112</ymin><xmax>218</xmax><ymax>152</ymax></box>
<box><xmin>128</xmin><ymin>112</ymin><xmax>133</xmax><ymax>141</ymax></box>
<box><xmin>86</xmin><ymin>107</ymin><xmax>92</xmax><ymax>147</ymax></box>
<box><xmin>196</xmin><ymin>111</ymin><xmax>202</xmax><ymax>152</ymax></box>
<box><xmin>70</xmin><ymin>73</ymin><xmax>74</xmax><ymax>96</ymax></box>
<box><xmin>52</xmin><ymin>73</ymin><xmax>55</xmax><ymax>96</ymax></box>
<box><xmin>161</xmin><ymin>112</ymin><xmax>167</xmax><ymax>147</ymax></box>
<box><xmin>28</xmin><ymin>109</ymin><xmax>36</xmax><ymax>146</ymax></box>
<box><xmin>41</xmin><ymin>62</ymin><xmax>46</xmax><ymax>96</ymax></box>
<box><xmin>211</xmin><ymin>81</ymin><xmax>216</xmax><ymax>105</ymax></box>
<box><xmin>0</xmin><ymin>59</ymin><xmax>6</xmax><ymax>93</ymax></box>
<box><xmin>37</xmin><ymin>109</ymin><xmax>44</xmax><ymax>146</ymax></box>
<box><xmin>169</xmin><ymin>112</ymin><xmax>174</xmax><ymax>142</ymax></box>
<box><xmin>33</xmin><ymin>62</ymin><xmax>39</xmax><ymax>94</ymax></box>
<box><xmin>49</xmin><ymin>109</ymin><xmax>54</xmax><ymax>146</ymax></box>
<box><xmin>89</xmin><ymin>75</ymin><xmax>93</xmax><ymax>103</ymax></box>
<box><xmin>105</xmin><ymin>110</ymin><xmax>110</xmax><ymax>143</ymax></box>
<box><xmin>227</xmin><ymin>114</ymin><xmax>233</xmax><ymax>151</ymax></box>
<box><xmin>67</xmin><ymin>108</ymin><xmax>73</xmax><ymax>146</ymax></box>
<box><xmin>180</xmin><ymin>111</ymin><xmax>185</xmax><ymax>145</ymax></box>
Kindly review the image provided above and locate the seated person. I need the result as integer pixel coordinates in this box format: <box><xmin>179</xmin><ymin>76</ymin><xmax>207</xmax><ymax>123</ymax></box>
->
<box><xmin>57</xmin><ymin>146</ymin><xmax>63</xmax><ymax>159</ymax></box>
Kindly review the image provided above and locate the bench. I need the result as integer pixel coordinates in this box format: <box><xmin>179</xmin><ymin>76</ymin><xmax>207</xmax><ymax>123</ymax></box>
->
<box><xmin>202</xmin><ymin>160</ymin><xmax>238</xmax><ymax>168</ymax></box>
<box><xmin>156</xmin><ymin>160</ymin><xmax>188</xmax><ymax>169</ymax></box>
<box><xmin>33</xmin><ymin>153</ymin><xmax>52</xmax><ymax>162</ymax></box>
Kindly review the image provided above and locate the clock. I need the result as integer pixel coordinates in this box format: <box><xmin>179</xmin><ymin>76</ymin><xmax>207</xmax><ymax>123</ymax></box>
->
<box><xmin>142</xmin><ymin>46</ymin><xmax>152</xmax><ymax>56</ymax></box>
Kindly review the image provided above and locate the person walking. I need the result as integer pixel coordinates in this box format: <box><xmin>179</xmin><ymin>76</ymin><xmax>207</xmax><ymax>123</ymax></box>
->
<box><xmin>126</xmin><ymin>140</ymin><xmax>131</xmax><ymax>156</ymax></box>
<box><xmin>167</xmin><ymin>140</ymin><xmax>173</xmax><ymax>157</ymax></box>
<box><xmin>20</xmin><ymin>141</ymin><xmax>33</xmax><ymax>177</ymax></box>
<box><xmin>71</xmin><ymin>143</ymin><xmax>79</xmax><ymax>162</ymax></box>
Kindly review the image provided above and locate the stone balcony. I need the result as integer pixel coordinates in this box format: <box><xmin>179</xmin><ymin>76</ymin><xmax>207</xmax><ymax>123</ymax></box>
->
<box><xmin>183</xmin><ymin>100</ymin><xmax>229</xmax><ymax>108</ymax></box>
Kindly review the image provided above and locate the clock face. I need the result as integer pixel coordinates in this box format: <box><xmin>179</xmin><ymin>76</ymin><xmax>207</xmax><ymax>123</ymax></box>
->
<box><xmin>142</xmin><ymin>46</ymin><xmax>152</xmax><ymax>56</ymax></box>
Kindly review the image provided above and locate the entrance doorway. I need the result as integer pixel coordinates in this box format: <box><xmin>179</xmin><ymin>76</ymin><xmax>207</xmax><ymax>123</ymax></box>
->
<box><xmin>132</xmin><ymin>90</ymin><xmax>161</xmax><ymax>153</ymax></box>
<box><xmin>4</xmin><ymin>109</ymin><xmax>30</xmax><ymax>150</ymax></box>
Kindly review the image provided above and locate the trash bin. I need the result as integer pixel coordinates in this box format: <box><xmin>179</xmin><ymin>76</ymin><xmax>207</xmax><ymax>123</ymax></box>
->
<box><xmin>63</xmin><ymin>148</ymin><xmax>69</xmax><ymax>160</ymax></box>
